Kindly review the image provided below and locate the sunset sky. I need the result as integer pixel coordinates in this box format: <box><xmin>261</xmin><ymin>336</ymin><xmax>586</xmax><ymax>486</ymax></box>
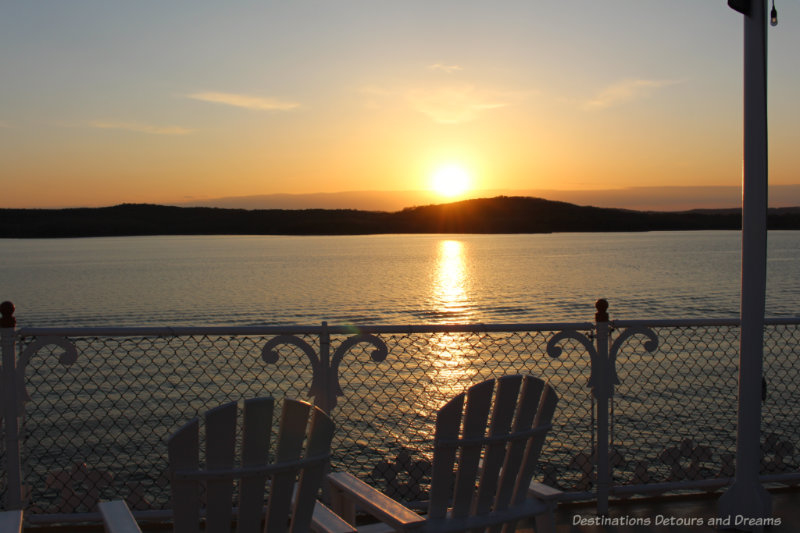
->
<box><xmin>1</xmin><ymin>1</ymin><xmax>799</xmax><ymax>209</ymax></box>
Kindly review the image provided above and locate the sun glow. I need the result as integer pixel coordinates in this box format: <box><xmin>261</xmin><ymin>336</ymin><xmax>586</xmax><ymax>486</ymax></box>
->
<box><xmin>431</xmin><ymin>165</ymin><xmax>471</xmax><ymax>198</ymax></box>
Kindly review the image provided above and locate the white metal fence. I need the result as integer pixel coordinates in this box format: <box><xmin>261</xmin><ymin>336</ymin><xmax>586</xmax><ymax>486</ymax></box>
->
<box><xmin>1</xmin><ymin>300</ymin><xmax>799</xmax><ymax>525</ymax></box>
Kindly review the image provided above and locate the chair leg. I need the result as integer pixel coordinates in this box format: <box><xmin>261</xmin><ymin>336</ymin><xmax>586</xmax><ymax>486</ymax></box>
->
<box><xmin>329</xmin><ymin>484</ymin><xmax>357</xmax><ymax>526</ymax></box>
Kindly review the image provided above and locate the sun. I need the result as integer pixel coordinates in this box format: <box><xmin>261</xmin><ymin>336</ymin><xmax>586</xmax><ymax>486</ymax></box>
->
<box><xmin>431</xmin><ymin>165</ymin><xmax>471</xmax><ymax>198</ymax></box>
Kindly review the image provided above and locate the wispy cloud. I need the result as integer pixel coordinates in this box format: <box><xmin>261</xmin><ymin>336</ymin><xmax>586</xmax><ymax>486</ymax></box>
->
<box><xmin>583</xmin><ymin>78</ymin><xmax>681</xmax><ymax>110</ymax></box>
<box><xmin>427</xmin><ymin>63</ymin><xmax>463</xmax><ymax>74</ymax></box>
<box><xmin>408</xmin><ymin>86</ymin><xmax>509</xmax><ymax>124</ymax></box>
<box><xmin>90</xmin><ymin>121</ymin><xmax>193</xmax><ymax>135</ymax></box>
<box><xmin>186</xmin><ymin>92</ymin><xmax>300</xmax><ymax>111</ymax></box>
<box><xmin>362</xmin><ymin>84</ymin><xmax>520</xmax><ymax>124</ymax></box>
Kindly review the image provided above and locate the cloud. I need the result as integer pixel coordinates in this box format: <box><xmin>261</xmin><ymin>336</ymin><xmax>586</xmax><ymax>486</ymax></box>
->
<box><xmin>186</xmin><ymin>92</ymin><xmax>300</xmax><ymax>111</ymax></box>
<box><xmin>90</xmin><ymin>121</ymin><xmax>193</xmax><ymax>135</ymax></box>
<box><xmin>363</xmin><ymin>84</ymin><xmax>519</xmax><ymax>124</ymax></box>
<box><xmin>407</xmin><ymin>86</ymin><xmax>513</xmax><ymax>124</ymax></box>
<box><xmin>583</xmin><ymin>78</ymin><xmax>680</xmax><ymax>110</ymax></box>
<box><xmin>427</xmin><ymin>63</ymin><xmax>463</xmax><ymax>74</ymax></box>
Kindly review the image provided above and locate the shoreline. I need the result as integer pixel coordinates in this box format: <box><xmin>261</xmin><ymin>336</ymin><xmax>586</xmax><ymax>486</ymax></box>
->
<box><xmin>2</xmin><ymin>196</ymin><xmax>799</xmax><ymax>238</ymax></box>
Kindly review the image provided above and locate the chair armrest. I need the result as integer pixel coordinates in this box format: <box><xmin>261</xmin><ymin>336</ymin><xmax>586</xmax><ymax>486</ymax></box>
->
<box><xmin>0</xmin><ymin>510</ymin><xmax>23</xmax><ymax>533</ymax></box>
<box><xmin>327</xmin><ymin>472</ymin><xmax>426</xmax><ymax>531</ymax></box>
<box><xmin>528</xmin><ymin>481</ymin><xmax>563</xmax><ymax>502</ymax></box>
<box><xmin>312</xmin><ymin>500</ymin><xmax>357</xmax><ymax>533</ymax></box>
<box><xmin>98</xmin><ymin>500</ymin><xmax>143</xmax><ymax>533</ymax></box>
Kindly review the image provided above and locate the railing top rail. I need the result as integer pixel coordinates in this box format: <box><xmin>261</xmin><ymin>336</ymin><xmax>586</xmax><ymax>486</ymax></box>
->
<box><xmin>330</xmin><ymin>322</ymin><xmax>596</xmax><ymax>334</ymax></box>
<box><xmin>613</xmin><ymin>316</ymin><xmax>800</xmax><ymax>328</ymax></box>
<box><xmin>12</xmin><ymin>316</ymin><xmax>800</xmax><ymax>338</ymax></box>
<box><xmin>764</xmin><ymin>316</ymin><xmax>800</xmax><ymax>325</ymax></box>
<box><xmin>14</xmin><ymin>321</ymin><xmax>595</xmax><ymax>338</ymax></box>
<box><xmin>613</xmin><ymin>318</ymin><xmax>742</xmax><ymax>328</ymax></box>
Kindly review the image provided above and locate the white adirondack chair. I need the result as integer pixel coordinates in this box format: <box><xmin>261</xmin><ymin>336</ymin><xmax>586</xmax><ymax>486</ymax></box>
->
<box><xmin>327</xmin><ymin>375</ymin><xmax>561</xmax><ymax>533</ymax></box>
<box><xmin>99</xmin><ymin>397</ymin><xmax>354</xmax><ymax>533</ymax></box>
<box><xmin>0</xmin><ymin>510</ymin><xmax>23</xmax><ymax>533</ymax></box>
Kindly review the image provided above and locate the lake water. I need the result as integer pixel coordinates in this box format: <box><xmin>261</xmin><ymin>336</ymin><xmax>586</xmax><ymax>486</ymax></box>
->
<box><xmin>2</xmin><ymin>231</ymin><xmax>799</xmax><ymax>327</ymax></box>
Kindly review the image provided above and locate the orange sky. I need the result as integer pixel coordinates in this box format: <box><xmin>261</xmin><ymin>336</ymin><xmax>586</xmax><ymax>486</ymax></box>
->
<box><xmin>1</xmin><ymin>2</ymin><xmax>798</xmax><ymax>209</ymax></box>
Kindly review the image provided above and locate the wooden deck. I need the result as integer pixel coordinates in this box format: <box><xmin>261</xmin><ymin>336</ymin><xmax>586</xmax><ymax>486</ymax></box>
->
<box><xmin>19</xmin><ymin>488</ymin><xmax>800</xmax><ymax>531</ymax></box>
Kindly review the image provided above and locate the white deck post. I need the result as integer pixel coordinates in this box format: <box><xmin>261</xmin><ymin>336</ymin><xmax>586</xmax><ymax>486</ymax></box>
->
<box><xmin>1</xmin><ymin>301</ymin><xmax>23</xmax><ymax>510</ymax></box>
<box><xmin>593</xmin><ymin>299</ymin><xmax>610</xmax><ymax>515</ymax></box>
<box><xmin>718</xmin><ymin>0</ymin><xmax>772</xmax><ymax>527</ymax></box>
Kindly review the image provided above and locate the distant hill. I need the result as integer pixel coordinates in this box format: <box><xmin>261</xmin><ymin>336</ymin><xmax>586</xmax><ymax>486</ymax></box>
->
<box><xmin>177</xmin><ymin>185</ymin><xmax>800</xmax><ymax>212</ymax></box>
<box><xmin>178</xmin><ymin>190</ymin><xmax>445</xmax><ymax>212</ymax></box>
<box><xmin>1</xmin><ymin>196</ymin><xmax>799</xmax><ymax>238</ymax></box>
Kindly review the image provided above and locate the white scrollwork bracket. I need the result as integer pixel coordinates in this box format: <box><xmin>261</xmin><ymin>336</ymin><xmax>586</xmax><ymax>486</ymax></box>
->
<box><xmin>608</xmin><ymin>326</ymin><xmax>659</xmax><ymax>390</ymax></box>
<box><xmin>330</xmin><ymin>334</ymin><xmax>388</xmax><ymax>401</ymax></box>
<box><xmin>261</xmin><ymin>334</ymin><xmax>322</xmax><ymax>398</ymax></box>
<box><xmin>16</xmin><ymin>337</ymin><xmax>79</xmax><ymax>415</ymax></box>
<box><xmin>261</xmin><ymin>333</ymin><xmax>388</xmax><ymax>412</ymax></box>
<box><xmin>546</xmin><ymin>326</ymin><xmax>658</xmax><ymax>399</ymax></box>
<box><xmin>546</xmin><ymin>330</ymin><xmax>601</xmax><ymax>396</ymax></box>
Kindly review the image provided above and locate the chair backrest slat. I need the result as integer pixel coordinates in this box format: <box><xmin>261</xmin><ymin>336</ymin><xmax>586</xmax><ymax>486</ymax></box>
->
<box><xmin>204</xmin><ymin>402</ymin><xmax>238</xmax><ymax>533</ymax></box>
<box><xmin>428</xmin><ymin>394</ymin><xmax>464</xmax><ymax>520</ymax></box>
<box><xmin>290</xmin><ymin>407</ymin><xmax>335</xmax><ymax>533</ymax></box>
<box><xmin>264</xmin><ymin>399</ymin><xmax>312</xmax><ymax>533</ymax></box>
<box><xmin>492</xmin><ymin>376</ymin><xmax>545</xmax><ymax>517</ymax></box>
<box><xmin>169</xmin><ymin>418</ymin><xmax>201</xmax><ymax>533</ymax></box>
<box><xmin>511</xmin><ymin>384</ymin><xmax>558</xmax><ymax>505</ymax></box>
<box><xmin>472</xmin><ymin>375</ymin><xmax>523</xmax><ymax>518</ymax></box>
<box><xmin>237</xmin><ymin>397</ymin><xmax>275</xmax><ymax>533</ymax></box>
<box><xmin>451</xmin><ymin>379</ymin><xmax>494</xmax><ymax>518</ymax></box>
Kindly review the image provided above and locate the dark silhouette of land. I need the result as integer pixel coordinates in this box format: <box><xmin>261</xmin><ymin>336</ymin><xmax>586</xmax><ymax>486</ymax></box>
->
<box><xmin>1</xmin><ymin>196</ymin><xmax>799</xmax><ymax>238</ymax></box>
<box><xmin>178</xmin><ymin>185</ymin><xmax>800</xmax><ymax>212</ymax></box>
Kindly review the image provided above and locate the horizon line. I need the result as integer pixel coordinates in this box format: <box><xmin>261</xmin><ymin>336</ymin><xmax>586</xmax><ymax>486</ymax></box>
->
<box><xmin>5</xmin><ymin>186</ymin><xmax>800</xmax><ymax>213</ymax></box>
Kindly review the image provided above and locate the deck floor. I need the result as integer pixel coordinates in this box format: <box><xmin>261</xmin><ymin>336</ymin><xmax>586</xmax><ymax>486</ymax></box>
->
<box><xmin>21</xmin><ymin>488</ymin><xmax>800</xmax><ymax>532</ymax></box>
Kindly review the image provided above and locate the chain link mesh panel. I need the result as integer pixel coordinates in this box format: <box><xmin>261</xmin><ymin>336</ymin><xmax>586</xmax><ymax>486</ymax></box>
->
<box><xmin>762</xmin><ymin>323</ymin><xmax>800</xmax><ymax>476</ymax></box>
<box><xmin>611</xmin><ymin>325</ymin><xmax>740</xmax><ymax>489</ymax></box>
<box><xmin>19</xmin><ymin>334</ymin><xmax>317</xmax><ymax>513</ymax></box>
<box><xmin>610</xmin><ymin>322</ymin><xmax>800</xmax><ymax>492</ymax></box>
<box><xmin>330</xmin><ymin>330</ymin><xmax>596</xmax><ymax>503</ymax></box>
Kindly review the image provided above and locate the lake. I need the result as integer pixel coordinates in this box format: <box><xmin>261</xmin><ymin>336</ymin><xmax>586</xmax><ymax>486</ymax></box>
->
<box><xmin>2</xmin><ymin>230</ymin><xmax>799</xmax><ymax>327</ymax></box>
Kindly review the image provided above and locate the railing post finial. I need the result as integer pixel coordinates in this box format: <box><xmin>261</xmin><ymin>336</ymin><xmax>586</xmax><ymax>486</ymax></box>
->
<box><xmin>595</xmin><ymin>299</ymin><xmax>609</xmax><ymax>323</ymax></box>
<box><xmin>0</xmin><ymin>301</ymin><xmax>15</xmax><ymax>328</ymax></box>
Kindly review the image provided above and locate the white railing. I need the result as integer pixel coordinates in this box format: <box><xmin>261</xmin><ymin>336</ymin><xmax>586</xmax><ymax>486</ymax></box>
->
<box><xmin>2</xmin><ymin>300</ymin><xmax>799</xmax><ymax>525</ymax></box>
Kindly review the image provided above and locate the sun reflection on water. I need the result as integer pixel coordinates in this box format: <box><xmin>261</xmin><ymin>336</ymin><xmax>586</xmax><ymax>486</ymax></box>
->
<box><xmin>418</xmin><ymin>240</ymin><xmax>479</xmax><ymax>435</ymax></box>
<box><xmin>433</xmin><ymin>240</ymin><xmax>472</xmax><ymax>322</ymax></box>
